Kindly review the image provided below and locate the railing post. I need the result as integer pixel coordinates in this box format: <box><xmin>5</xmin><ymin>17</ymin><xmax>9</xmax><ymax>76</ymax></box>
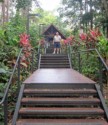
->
<box><xmin>31</xmin><ymin>50</ymin><xmax>34</xmax><ymax>73</ymax></box>
<box><xmin>74</xmin><ymin>53</ymin><xmax>76</xmax><ymax>69</ymax></box>
<box><xmin>4</xmin><ymin>94</ymin><xmax>8</xmax><ymax>125</ymax></box>
<box><xmin>69</xmin><ymin>43</ymin><xmax>72</xmax><ymax>67</ymax></box>
<box><xmin>18</xmin><ymin>57</ymin><xmax>21</xmax><ymax>91</ymax></box>
<box><xmin>70</xmin><ymin>51</ymin><xmax>72</xmax><ymax>67</ymax></box>
<box><xmin>66</xmin><ymin>44</ymin><xmax>68</xmax><ymax>54</ymax></box>
<box><xmin>37</xmin><ymin>46</ymin><xmax>40</xmax><ymax>68</ymax></box>
<box><xmin>98</xmin><ymin>57</ymin><xmax>103</xmax><ymax>94</ymax></box>
<box><xmin>78</xmin><ymin>52</ymin><xmax>81</xmax><ymax>73</ymax></box>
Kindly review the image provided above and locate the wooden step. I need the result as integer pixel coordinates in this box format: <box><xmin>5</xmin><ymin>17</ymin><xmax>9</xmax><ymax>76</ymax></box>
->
<box><xmin>21</xmin><ymin>97</ymin><xmax>100</xmax><ymax>106</ymax></box>
<box><xmin>25</xmin><ymin>83</ymin><xmax>95</xmax><ymax>89</ymax></box>
<box><xmin>24</xmin><ymin>89</ymin><xmax>97</xmax><ymax>96</ymax></box>
<box><xmin>40</xmin><ymin>62</ymin><xmax>69</xmax><ymax>65</ymax></box>
<box><xmin>41</xmin><ymin>55</ymin><xmax>68</xmax><ymax>57</ymax></box>
<box><xmin>41</xmin><ymin>60</ymin><xmax>69</xmax><ymax>63</ymax></box>
<box><xmin>19</xmin><ymin>107</ymin><xmax>104</xmax><ymax>118</ymax></box>
<box><xmin>40</xmin><ymin>65</ymin><xmax>70</xmax><ymax>68</ymax></box>
<box><xmin>41</xmin><ymin>58</ymin><xmax>69</xmax><ymax>61</ymax></box>
<box><xmin>16</xmin><ymin>119</ymin><xmax>108</xmax><ymax>125</ymax></box>
<box><xmin>42</xmin><ymin>54</ymin><xmax>68</xmax><ymax>56</ymax></box>
<box><xmin>41</xmin><ymin>59</ymin><xmax>69</xmax><ymax>62</ymax></box>
<box><xmin>41</xmin><ymin>56</ymin><xmax>68</xmax><ymax>58</ymax></box>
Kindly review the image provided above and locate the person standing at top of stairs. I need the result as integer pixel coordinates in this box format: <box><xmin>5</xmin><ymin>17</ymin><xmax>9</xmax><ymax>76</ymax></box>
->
<box><xmin>53</xmin><ymin>32</ymin><xmax>61</xmax><ymax>54</ymax></box>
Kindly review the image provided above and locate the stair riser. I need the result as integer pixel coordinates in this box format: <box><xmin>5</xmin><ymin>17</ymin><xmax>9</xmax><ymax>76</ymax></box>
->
<box><xmin>40</xmin><ymin>65</ymin><xmax>70</xmax><ymax>66</ymax></box>
<box><xmin>19</xmin><ymin>113</ymin><xmax>104</xmax><ymax>118</ymax></box>
<box><xmin>41</xmin><ymin>57</ymin><xmax>68</xmax><ymax>59</ymax></box>
<box><xmin>41</xmin><ymin>56</ymin><xmax>68</xmax><ymax>58</ymax></box>
<box><xmin>41</xmin><ymin>61</ymin><xmax>69</xmax><ymax>63</ymax></box>
<box><xmin>41</xmin><ymin>55</ymin><xmax>68</xmax><ymax>56</ymax></box>
<box><xmin>40</xmin><ymin>65</ymin><xmax>70</xmax><ymax>67</ymax></box>
<box><xmin>25</xmin><ymin>84</ymin><xmax>96</xmax><ymax>89</ymax></box>
<box><xmin>40</xmin><ymin>66</ymin><xmax>70</xmax><ymax>68</ymax></box>
<box><xmin>41</xmin><ymin>59</ymin><xmax>69</xmax><ymax>61</ymax></box>
<box><xmin>23</xmin><ymin>93</ymin><xmax>97</xmax><ymax>97</ymax></box>
<box><xmin>21</xmin><ymin>102</ymin><xmax>100</xmax><ymax>107</ymax></box>
<box><xmin>40</xmin><ymin>63</ymin><xmax>69</xmax><ymax>65</ymax></box>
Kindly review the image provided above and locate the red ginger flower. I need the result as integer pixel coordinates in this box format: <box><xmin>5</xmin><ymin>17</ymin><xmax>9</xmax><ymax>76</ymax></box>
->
<box><xmin>19</xmin><ymin>33</ymin><xmax>30</xmax><ymax>47</ymax></box>
<box><xmin>90</xmin><ymin>29</ymin><xmax>97</xmax><ymax>38</ymax></box>
<box><xmin>64</xmin><ymin>39</ymin><xmax>68</xmax><ymax>45</ymax></box>
<box><xmin>79</xmin><ymin>33</ymin><xmax>87</xmax><ymax>41</ymax></box>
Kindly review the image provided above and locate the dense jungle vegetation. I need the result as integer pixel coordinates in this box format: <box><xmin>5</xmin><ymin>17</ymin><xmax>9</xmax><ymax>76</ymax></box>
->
<box><xmin>0</xmin><ymin>0</ymin><xmax>108</xmax><ymax>123</ymax></box>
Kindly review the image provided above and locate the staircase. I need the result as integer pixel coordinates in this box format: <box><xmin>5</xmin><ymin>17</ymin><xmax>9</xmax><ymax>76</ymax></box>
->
<box><xmin>13</xmin><ymin>83</ymin><xmax>108</xmax><ymax>125</ymax></box>
<box><xmin>12</xmin><ymin>46</ymin><xmax>108</xmax><ymax>125</ymax></box>
<box><xmin>39</xmin><ymin>41</ymin><xmax>71</xmax><ymax>68</ymax></box>
<box><xmin>40</xmin><ymin>54</ymin><xmax>70</xmax><ymax>68</ymax></box>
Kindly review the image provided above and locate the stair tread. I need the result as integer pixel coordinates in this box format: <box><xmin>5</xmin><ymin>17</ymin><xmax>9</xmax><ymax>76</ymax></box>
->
<box><xmin>19</xmin><ymin>107</ymin><xmax>104</xmax><ymax>115</ymax></box>
<box><xmin>41</xmin><ymin>58</ymin><xmax>68</xmax><ymax>59</ymax></box>
<box><xmin>16</xmin><ymin>119</ymin><xmax>107</xmax><ymax>125</ymax></box>
<box><xmin>41</xmin><ymin>57</ymin><xmax>68</xmax><ymax>58</ymax></box>
<box><xmin>40</xmin><ymin>64</ymin><xmax>70</xmax><ymax>66</ymax></box>
<box><xmin>41</xmin><ymin>55</ymin><xmax>68</xmax><ymax>56</ymax></box>
<box><xmin>42</xmin><ymin>54</ymin><xmax>68</xmax><ymax>56</ymax></box>
<box><xmin>41</xmin><ymin>58</ymin><xmax>68</xmax><ymax>60</ymax></box>
<box><xmin>24</xmin><ymin>89</ymin><xmax>97</xmax><ymax>93</ymax></box>
<box><xmin>41</xmin><ymin>61</ymin><xmax>69</xmax><ymax>62</ymax></box>
<box><xmin>40</xmin><ymin>63</ymin><xmax>69</xmax><ymax>64</ymax></box>
<box><xmin>40</xmin><ymin>64</ymin><xmax>70</xmax><ymax>68</ymax></box>
<box><xmin>22</xmin><ymin>97</ymin><xmax>100</xmax><ymax>102</ymax></box>
<box><xmin>41</xmin><ymin>56</ymin><xmax>68</xmax><ymax>57</ymax></box>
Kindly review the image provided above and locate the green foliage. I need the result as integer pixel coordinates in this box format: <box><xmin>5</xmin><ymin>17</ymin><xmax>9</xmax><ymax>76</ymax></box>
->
<box><xmin>0</xmin><ymin>0</ymin><xmax>3</xmax><ymax>2</ymax></box>
<box><xmin>32</xmin><ymin>9</ymin><xmax>68</xmax><ymax>37</ymax></box>
<box><xmin>58</xmin><ymin>0</ymin><xmax>82</xmax><ymax>27</ymax></box>
<box><xmin>98</xmin><ymin>35</ymin><xmax>108</xmax><ymax>57</ymax></box>
<box><xmin>29</xmin><ymin>24</ymin><xmax>40</xmax><ymax>47</ymax></box>
<box><xmin>0</xmin><ymin>14</ymin><xmax>26</xmax><ymax>107</ymax></box>
<box><xmin>81</xmin><ymin>12</ymin><xmax>93</xmax><ymax>23</ymax></box>
<box><xmin>72</xmin><ymin>45</ymin><xmax>99</xmax><ymax>81</ymax></box>
<box><xmin>59</xmin><ymin>0</ymin><xmax>103</xmax><ymax>30</ymax></box>
<box><xmin>16</xmin><ymin>0</ymin><xmax>32</xmax><ymax>9</ymax></box>
<box><xmin>7</xmin><ymin>14</ymin><xmax>26</xmax><ymax>46</ymax></box>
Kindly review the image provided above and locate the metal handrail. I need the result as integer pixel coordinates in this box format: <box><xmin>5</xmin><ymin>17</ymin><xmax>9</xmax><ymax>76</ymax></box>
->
<box><xmin>0</xmin><ymin>47</ymin><xmax>38</xmax><ymax>125</ymax></box>
<box><xmin>70</xmin><ymin>48</ymin><xmax>108</xmax><ymax>71</ymax></box>
<box><xmin>0</xmin><ymin>48</ymin><xmax>23</xmax><ymax>105</ymax></box>
<box><xmin>95</xmin><ymin>49</ymin><xmax>108</xmax><ymax>71</ymax></box>
<box><xmin>95</xmin><ymin>84</ymin><xmax>108</xmax><ymax>121</ymax></box>
<box><xmin>37</xmin><ymin>42</ymin><xmax>46</xmax><ymax>69</ymax></box>
<box><xmin>38</xmin><ymin>54</ymin><xmax>41</xmax><ymax>69</ymax></box>
<box><xmin>37</xmin><ymin>44</ymin><xmax>41</xmax><ymax>56</ymax></box>
<box><xmin>67</xmin><ymin>44</ymin><xmax>108</xmax><ymax>93</ymax></box>
<box><xmin>37</xmin><ymin>44</ymin><xmax>41</xmax><ymax>68</ymax></box>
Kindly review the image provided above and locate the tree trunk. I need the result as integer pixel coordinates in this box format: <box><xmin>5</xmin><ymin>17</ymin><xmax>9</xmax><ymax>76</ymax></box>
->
<box><xmin>102</xmin><ymin>0</ymin><xmax>108</xmax><ymax>18</ymax></box>
<box><xmin>90</xmin><ymin>0</ymin><xmax>93</xmax><ymax>29</ymax></box>
<box><xmin>1</xmin><ymin>0</ymin><xmax>9</xmax><ymax>25</ymax></box>
<box><xmin>2</xmin><ymin>1</ymin><xmax>5</xmax><ymax>24</ymax></box>
<box><xmin>6</xmin><ymin>0</ymin><xmax>9</xmax><ymax>22</ymax></box>
<box><xmin>22</xmin><ymin>6</ymin><xmax>29</xmax><ymax>18</ymax></box>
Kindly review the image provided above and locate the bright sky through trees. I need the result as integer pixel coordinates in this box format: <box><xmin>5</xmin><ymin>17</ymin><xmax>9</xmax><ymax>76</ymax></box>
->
<box><xmin>39</xmin><ymin>0</ymin><xmax>61</xmax><ymax>13</ymax></box>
